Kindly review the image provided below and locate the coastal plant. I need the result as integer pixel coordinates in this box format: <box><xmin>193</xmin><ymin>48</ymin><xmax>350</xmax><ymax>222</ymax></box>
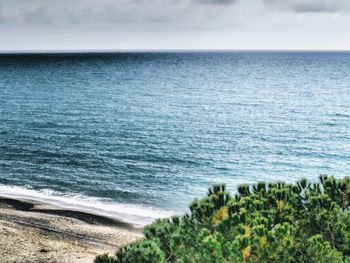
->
<box><xmin>95</xmin><ymin>176</ymin><xmax>350</xmax><ymax>263</ymax></box>
<box><xmin>115</xmin><ymin>239</ymin><xmax>166</xmax><ymax>263</ymax></box>
<box><xmin>94</xmin><ymin>253</ymin><xmax>117</xmax><ymax>263</ymax></box>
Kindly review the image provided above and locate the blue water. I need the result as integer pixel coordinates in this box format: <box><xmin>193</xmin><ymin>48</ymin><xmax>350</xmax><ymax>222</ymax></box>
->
<box><xmin>1</xmin><ymin>52</ymin><xmax>350</xmax><ymax>222</ymax></box>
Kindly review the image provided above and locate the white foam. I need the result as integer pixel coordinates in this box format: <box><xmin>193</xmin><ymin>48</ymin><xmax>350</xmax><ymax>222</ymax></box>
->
<box><xmin>0</xmin><ymin>184</ymin><xmax>175</xmax><ymax>226</ymax></box>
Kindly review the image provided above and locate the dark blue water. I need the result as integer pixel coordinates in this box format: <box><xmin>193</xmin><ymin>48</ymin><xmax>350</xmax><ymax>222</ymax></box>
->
<box><xmin>1</xmin><ymin>52</ymin><xmax>350</xmax><ymax>223</ymax></box>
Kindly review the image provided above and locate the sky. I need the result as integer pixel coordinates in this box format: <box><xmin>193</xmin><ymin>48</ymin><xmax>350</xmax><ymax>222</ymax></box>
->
<box><xmin>0</xmin><ymin>0</ymin><xmax>349</xmax><ymax>50</ymax></box>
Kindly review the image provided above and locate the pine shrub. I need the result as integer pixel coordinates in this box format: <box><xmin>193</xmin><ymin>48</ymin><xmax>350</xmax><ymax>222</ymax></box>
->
<box><xmin>96</xmin><ymin>176</ymin><xmax>350</xmax><ymax>263</ymax></box>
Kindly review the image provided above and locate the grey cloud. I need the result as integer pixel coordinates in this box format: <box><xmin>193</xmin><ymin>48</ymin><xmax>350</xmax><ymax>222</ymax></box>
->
<box><xmin>0</xmin><ymin>0</ymin><xmax>239</xmax><ymax>29</ymax></box>
<box><xmin>0</xmin><ymin>0</ymin><xmax>186</xmax><ymax>25</ymax></box>
<box><xmin>0</xmin><ymin>0</ymin><xmax>350</xmax><ymax>50</ymax></box>
<box><xmin>193</xmin><ymin>0</ymin><xmax>236</xmax><ymax>5</ymax></box>
<box><xmin>264</xmin><ymin>0</ymin><xmax>350</xmax><ymax>13</ymax></box>
<box><xmin>6</xmin><ymin>0</ymin><xmax>349</xmax><ymax>32</ymax></box>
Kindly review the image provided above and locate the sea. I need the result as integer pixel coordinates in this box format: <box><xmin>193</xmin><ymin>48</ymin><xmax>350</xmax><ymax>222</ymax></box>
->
<box><xmin>0</xmin><ymin>51</ymin><xmax>349</xmax><ymax>225</ymax></box>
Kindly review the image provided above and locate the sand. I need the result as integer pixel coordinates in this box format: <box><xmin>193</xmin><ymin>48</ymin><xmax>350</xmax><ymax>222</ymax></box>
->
<box><xmin>0</xmin><ymin>197</ymin><xmax>143</xmax><ymax>263</ymax></box>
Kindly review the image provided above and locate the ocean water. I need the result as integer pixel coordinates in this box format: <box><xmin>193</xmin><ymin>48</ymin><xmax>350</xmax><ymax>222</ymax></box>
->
<box><xmin>0</xmin><ymin>51</ymin><xmax>350</xmax><ymax>224</ymax></box>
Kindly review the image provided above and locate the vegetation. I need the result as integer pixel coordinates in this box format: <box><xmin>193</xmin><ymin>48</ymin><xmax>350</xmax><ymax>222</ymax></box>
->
<box><xmin>95</xmin><ymin>176</ymin><xmax>350</xmax><ymax>263</ymax></box>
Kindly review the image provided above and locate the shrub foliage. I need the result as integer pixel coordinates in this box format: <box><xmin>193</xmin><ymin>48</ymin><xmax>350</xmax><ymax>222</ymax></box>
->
<box><xmin>95</xmin><ymin>176</ymin><xmax>350</xmax><ymax>263</ymax></box>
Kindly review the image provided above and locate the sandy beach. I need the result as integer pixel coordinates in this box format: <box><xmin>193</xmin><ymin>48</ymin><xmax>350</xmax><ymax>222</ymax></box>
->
<box><xmin>0</xmin><ymin>197</ymin><xmax>142</xmax><ymax>263</ymax></box>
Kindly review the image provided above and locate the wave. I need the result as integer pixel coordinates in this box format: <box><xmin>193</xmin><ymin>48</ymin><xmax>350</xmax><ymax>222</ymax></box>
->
<box><xmin>0</xmin><ymin>184</ymin><xmax>174</xmax><ymax>226</ymax></box>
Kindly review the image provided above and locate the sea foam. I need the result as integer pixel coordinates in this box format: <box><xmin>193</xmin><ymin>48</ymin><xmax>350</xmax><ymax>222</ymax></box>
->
<box><xmin>0</xmin><ymin>184</ymin><xmax>174</xmax><ymax>226</ymax></box>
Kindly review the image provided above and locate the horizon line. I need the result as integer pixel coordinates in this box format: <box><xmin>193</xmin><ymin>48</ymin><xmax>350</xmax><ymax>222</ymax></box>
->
<box><xmin>0</xmin><ymin>48</ymin><xmax>350</xmax><ymax>54</ymax></box>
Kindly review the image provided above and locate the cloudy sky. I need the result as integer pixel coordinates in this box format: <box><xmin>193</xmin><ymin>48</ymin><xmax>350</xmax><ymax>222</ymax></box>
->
<box><xmin>0</xmin><ymin>0</ymin><xmax>349</xmax><ymax>50</ymax></box>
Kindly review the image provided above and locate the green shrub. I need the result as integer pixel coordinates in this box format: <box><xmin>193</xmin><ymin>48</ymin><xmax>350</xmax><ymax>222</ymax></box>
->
<box><xmin>96</xmin><ymin>176</ymin><xmax>350</xmax><ymax>262</ymax></box>
<box><xmin>94</xmin><ymin>253</ymin><xmax>117</xmax><ymax>263</ymax></box>
<box><xmin>115</xmin><ymin>239</ymin><xmax>166</xmax><ymax>263</ymax></box>
<box><xmin>303</xmin><ymin>234</ymin><xmax>344</xmax><ymax>263</ymax></box>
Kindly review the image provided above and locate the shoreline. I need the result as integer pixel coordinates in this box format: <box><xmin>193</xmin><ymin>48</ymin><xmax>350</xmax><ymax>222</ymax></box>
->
<box><xmin>0</xmin><ymin>196</ymin><xmax>143</xmax><ymax>263</ymax></box>
<box><xmin>0</xmin><ymin>184</ymin><xmax>173</xmax><ymax>227</ymax></box>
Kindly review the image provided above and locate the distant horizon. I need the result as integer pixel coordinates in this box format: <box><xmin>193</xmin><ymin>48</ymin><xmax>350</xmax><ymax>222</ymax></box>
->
<box><xmin>1</xmin><ymin>48</ymin><xmax>350</xmax><ymax>54</ymax></box>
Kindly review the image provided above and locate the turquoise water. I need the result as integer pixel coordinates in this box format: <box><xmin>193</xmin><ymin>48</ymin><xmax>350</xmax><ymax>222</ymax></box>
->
<box><xmin>0</xmin><ymin>52</ymin><xmax>350</xmax><ymax>224</ymax></box>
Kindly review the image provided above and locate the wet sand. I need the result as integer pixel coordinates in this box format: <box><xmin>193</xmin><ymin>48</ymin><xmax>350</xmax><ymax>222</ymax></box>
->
<box><xmin>0</xmin><ymin>197</ymin><xmax>143</xmax><ymax>263</ymax></box>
